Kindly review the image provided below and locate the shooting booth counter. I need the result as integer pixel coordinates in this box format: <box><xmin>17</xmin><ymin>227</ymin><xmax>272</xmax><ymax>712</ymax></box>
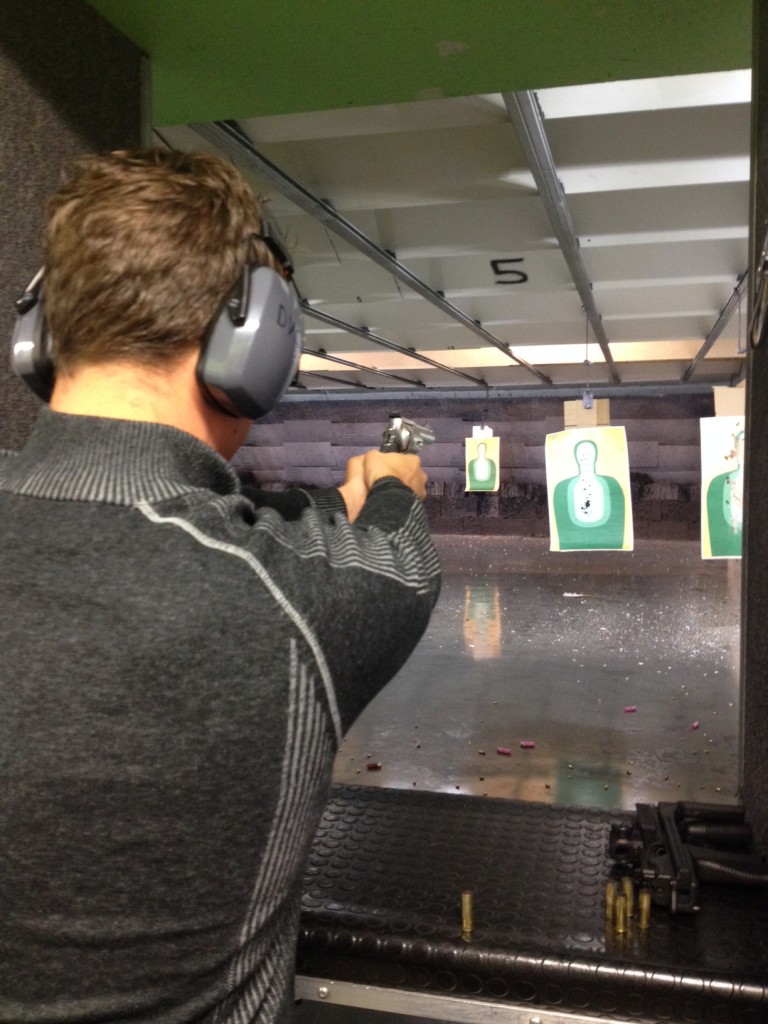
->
<box><xmin>295</xmin><ymin>785</ymin><xmax>768</xmax><ymax>1024</ymax></box>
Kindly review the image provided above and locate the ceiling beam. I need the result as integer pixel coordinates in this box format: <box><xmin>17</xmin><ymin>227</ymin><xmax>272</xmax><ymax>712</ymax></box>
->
<box><xmin>681</xmin><ymin>270</ymin><xmax>749</xmax><ymax>383</ymax></box>
<box><xmin>189</xmin><ymin>119</ymin><xmax>553</xmax><ymax>386</ymax></box>
<box><xmin>302</xmin><ymin>304</ymin><xmax>488</xmax><ymax>386</ymax></box>
<box><xmin>303</xmin><ymin>348</ymin><xmax>425</xmax><ymax>387</ymax></box>
<box><xmin>295</xmin><ymin>370</ymin><xmax>371</xmax><ymax>388</ymax></box>
<box><xmin>503</xmin><ymin>90</ymin><xmax>621</xmax><ymax>385</ymax></box>
<box><xmin>283</xmin><ymin>381</ymin><xmax>727</xmax><ymax>409</ymax></box>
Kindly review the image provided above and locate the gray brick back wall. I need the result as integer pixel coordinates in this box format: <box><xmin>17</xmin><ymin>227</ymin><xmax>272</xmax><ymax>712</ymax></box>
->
<box><xmin>283</xmin><ymin>441</ymin><xmax>335</xmax><ymax>468</ymax></box>
<box><xmin>236</xmin><ymin>392</ymin><xmax>716</xmax><ymax>538</ymax></box>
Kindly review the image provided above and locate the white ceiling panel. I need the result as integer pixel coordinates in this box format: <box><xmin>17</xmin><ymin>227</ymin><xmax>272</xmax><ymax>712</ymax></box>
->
<box><xmin>241</xmin><ymin>122</ymin><xmax>534</xmax><ymax>210</ymax></box>
<box><xmin>594</xmin><ymin>282</ymin><xmax>740</xmax><ymax>319</ymax></box>
<box><xmin>545</xmin><ymin>106</ymin><xmax>750</xmax><ymax>171</ymax></box>
<box><xmin>584</xmin><ymin>239</ymin><xmax>746</xmax><ymax>283</ymax></box>
<box><xmin>570</xmin><ymin>182</ymin><xmax>750</xmax><ymax>239</ymax></box>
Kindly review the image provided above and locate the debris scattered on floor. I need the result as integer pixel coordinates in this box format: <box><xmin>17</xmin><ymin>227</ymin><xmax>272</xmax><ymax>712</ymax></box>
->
<box><xmin>691</xmin><ymin>721</ymin><xmax>700</xmax><ymax>730</ymax></box>
<box><xmin>332</xmin><ymin>538</ymin><xmax>740</xmax><ymax>809</ymax></box>
<box><xmin>520</xmin><ymin>741</ymin><xmax>535</xmax><ymax>749</ymax></box>
<box><xmin>366</xmin><ymin>762</ymin><xmax>382</xmax><ymax>770</ymax></box>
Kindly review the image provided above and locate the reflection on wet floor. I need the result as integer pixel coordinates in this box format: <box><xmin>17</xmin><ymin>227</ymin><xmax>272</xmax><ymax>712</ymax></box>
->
<box><xmin>334</xmin><ymin>535</ymin><xmax>742</xmax><ymax>811</ymax></box>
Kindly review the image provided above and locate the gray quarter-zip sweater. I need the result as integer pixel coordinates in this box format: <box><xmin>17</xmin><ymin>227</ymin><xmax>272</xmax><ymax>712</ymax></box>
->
<box><xmin>0</xmin><ymin>409</ymin><xmax>441</xmax><ymax>1024</ymax></box>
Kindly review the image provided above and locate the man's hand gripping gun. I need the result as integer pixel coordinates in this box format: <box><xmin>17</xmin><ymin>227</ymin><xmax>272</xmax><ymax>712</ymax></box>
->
<box><xmin>379</xmin><ymin>413</ymin><xmax>435</xmax><ymax>454</ymax></box>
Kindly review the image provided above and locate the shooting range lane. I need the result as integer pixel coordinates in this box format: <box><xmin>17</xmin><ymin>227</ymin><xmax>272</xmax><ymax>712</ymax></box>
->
<box><xmin>333</xmin><ymin>535</ymin><xmax>741</xmax><ymax>810</ymax></box>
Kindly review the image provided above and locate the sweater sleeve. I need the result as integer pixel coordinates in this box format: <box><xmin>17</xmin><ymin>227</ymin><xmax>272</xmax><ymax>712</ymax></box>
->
<box><xmin>239</xmin><ymin>483</ymin><xmax>347</xmax><ymax>521</ymax></box>
<box><xmin>245</xmin><ymin>477</ymin><xmax>441</xmax><ymax>732</ymax></box>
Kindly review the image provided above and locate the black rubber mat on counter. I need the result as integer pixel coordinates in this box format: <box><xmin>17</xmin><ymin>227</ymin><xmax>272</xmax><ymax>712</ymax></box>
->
<box><xmin>297</xmin><ymin>785</ymin><xmax>768</xmax><ymax>1023</ymax></box>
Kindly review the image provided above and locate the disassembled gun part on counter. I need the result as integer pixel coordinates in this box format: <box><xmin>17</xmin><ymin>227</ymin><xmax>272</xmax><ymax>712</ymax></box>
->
<box><xmin>609</xmin><ymin>801</ymin><xmax>768</xmax><ymax>914</ymax></box>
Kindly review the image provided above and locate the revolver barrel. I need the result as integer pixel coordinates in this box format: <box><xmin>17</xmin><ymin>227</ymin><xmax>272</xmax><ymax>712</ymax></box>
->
<box><xmin>380</xmin><ymin>413</ymin><xmax>435</xmax><ymax>453</ymax></box>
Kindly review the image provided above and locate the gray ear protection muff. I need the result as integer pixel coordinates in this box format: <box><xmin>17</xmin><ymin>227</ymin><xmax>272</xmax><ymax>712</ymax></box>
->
<box><xmin>196</xmin><ymin>262</ymin><xmax>303</xmax><ymax>420</ymax></box>
<box><xmin>10</xmin><ymin>268</ymin><xmax>55</xmax><ymax>402</ymax></box>
<box><xmin>10</xmin><ymin>262</ymin><xmax>303</xmax><ymax>420</ymax></box>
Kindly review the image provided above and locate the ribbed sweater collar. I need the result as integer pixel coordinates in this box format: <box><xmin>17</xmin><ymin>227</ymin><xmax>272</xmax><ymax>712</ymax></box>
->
<box><xmin>0</xmin><ymin>408</ymin><xmax>239</xmax><ymax>505</ymax></box>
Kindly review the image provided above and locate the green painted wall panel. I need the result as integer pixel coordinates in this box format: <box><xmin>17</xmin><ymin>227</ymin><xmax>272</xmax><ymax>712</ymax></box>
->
<box><xmin>86</xmin><ymin>0</ymin><xmax>752</xmax><ymax>125</ymax></box>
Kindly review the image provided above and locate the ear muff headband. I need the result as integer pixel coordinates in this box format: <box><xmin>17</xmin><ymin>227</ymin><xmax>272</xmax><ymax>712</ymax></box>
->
<box><xmin>10</xmin><ymin>264</ymin><xmax>303</xmax><ymax>421</ymax></box>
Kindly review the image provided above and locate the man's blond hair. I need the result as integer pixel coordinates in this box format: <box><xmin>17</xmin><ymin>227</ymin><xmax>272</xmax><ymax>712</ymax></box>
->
<box><xmin>44</xmin><ymin>148</ymin><xmax>274</xmax><ymax>372</ymax></box>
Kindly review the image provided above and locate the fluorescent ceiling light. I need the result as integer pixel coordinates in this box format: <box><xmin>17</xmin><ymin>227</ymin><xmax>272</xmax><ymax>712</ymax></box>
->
<box><xmin>536</xmin><ymin>70</ymin><xmax>751</xmax><ymax>120</ymax></box>
<box><xmin>302</xmin><ymin>325</ymin><xmax>344</xmax><ymax>335</ymax></box>
<box><xmin>594</xmin><ymin>274</ymin><xmax>745</xmax><ymax>290</ymax></box>
<box><xmin>580</xmin><ymin>227</ymin><xmax>749</xmax><ymax>248</ymax></box>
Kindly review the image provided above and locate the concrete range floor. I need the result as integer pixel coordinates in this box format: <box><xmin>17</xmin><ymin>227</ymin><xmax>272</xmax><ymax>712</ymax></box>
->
<box><xmin>333</xmin><ymin>534</ymin><xmax>743</xmax><ymax>812</ymax></box>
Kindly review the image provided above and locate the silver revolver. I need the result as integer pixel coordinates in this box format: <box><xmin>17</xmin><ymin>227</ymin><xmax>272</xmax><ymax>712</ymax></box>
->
<box><xmin>379</xmin><ymin>413</ymin><xmax>435</xmax><ymax>454</ymax></box>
